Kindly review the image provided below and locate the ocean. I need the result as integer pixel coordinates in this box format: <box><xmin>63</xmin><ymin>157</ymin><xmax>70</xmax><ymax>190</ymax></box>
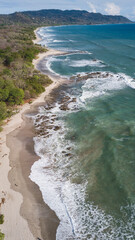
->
<box><xmin>30</xmin><ymin>24</ymin><xmax>135</xmax><ymax>239</ymax></box>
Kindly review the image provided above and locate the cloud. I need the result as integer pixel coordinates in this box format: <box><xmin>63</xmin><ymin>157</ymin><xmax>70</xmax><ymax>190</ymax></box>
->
<box><xmin>133</xmin><ymin>7</ymin><xmax>135</xmax><ymax>15</ymax></box>
<box><xmin>105</xmin><ymin>2</ymin><xmax>120</xmax><ymax>15</ymax></box>
<box><xmin>87</xmin><ymin>1</ymin><xmax>97</xmax><ymax>13</ymax></box>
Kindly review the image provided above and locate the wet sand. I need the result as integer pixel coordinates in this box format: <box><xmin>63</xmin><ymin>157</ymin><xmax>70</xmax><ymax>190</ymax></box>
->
<box><xmin>7</xmin><ymin>106</ymin><xmax>60</xmax><ymax>240</ymax></box>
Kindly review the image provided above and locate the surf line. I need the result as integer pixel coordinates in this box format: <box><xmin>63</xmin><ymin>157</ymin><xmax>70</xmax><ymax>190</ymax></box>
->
<box><xmin>60</xmin><ymin>192</ymin><xmax>75</xmax><ymax>236</ymax></box>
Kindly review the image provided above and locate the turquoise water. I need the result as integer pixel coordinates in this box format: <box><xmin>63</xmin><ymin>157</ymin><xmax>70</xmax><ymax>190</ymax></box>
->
<box><xmin>32</xmin><ymin>24</ymin><xmax>135</xmax><ymax>239</ymax></box>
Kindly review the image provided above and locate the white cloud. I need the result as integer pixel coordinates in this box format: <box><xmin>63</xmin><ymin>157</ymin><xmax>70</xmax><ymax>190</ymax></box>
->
<box><xmin>87</xmin><ymin>1</ymin><xmax>97</xmax><ymax>13</ymax></box>
<box><xmin>105</xmin><ymin>2</ymin><xmax>120</xmax><ymax>15</ymax></box>
<box><xmin>133</xmin><ymin>7</ymin><xmax>135</xmax><ymax>15</ymax></box>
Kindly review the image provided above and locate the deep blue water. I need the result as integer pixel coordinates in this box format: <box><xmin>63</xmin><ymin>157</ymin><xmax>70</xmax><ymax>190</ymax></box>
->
<box><xmin>31</xmin><ymin>24</ymin><xmax>135</xmax><ymax>239</ymax></box>
<box><xmin>39</xmin><ymin>24</ymin><xmax>135</xmax><ymax>77</ymax></box>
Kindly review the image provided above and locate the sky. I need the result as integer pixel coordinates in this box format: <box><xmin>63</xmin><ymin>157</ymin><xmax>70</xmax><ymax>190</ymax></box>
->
<box><xmin>0</xmin><ymin>0</ymin><xmax>135</xmax><ymax>21</ymax></box>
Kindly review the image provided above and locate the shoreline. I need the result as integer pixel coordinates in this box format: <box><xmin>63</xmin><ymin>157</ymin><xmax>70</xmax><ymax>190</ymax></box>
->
<box><xmin>0</xmin><ymin>27</ymin><xmax>65</xmax><ymax>239</ymax></box>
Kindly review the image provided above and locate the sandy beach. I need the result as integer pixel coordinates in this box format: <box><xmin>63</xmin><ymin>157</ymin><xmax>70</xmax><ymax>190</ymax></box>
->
<box><xmin>0</xmin><ymin>28</ymin><xmax>66</xmax><ymax>240</ymax></box>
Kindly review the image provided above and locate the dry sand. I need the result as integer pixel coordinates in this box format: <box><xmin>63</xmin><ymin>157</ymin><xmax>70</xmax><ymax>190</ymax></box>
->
<box><xmin>0</xmin><ymin>27</ymin><xmax>66</xmax><ymax>239</ymax></box>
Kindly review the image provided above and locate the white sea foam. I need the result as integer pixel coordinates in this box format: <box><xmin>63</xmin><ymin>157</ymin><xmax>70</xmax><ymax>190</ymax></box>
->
<box><xmin>53</xmin><ymin>40</ymin><xmax>64</xmax><ymax>43</ymax></box>
<box><xmin>80</xmin><ymin>72</ymin><xmax>135</xmax><ymax>102</ymax></box>
<box><xmin>53</xmin><ymin>40</ymin><xmax>68</xmax><ymax>43</ymax></box>
<box><xmin>37</xmin><ymin>28</ymin><xmax>56</xmax><ymax>46</ymax></box>
<box><xmin>70</xmin><ymin>59</ymin><xmax>105</xmax><ymax>68</ymax></box>
<box><xmin>46</xmin><ymin>57</ymin><xmax>61</xmax><ymax>76</ymax></box>
<box><xmin>123</xmin><ymin>73</ymin><xmax>135</xmax><ymax>89</ymax></box>
<box><xmin>30</xmin><ymin>100</ymin><xmax>135</xmax><ymax>239</ymax></box>
<box><xmin>30</xmin><ymin>104</ymin><xmax>76</xmax><ymax>239</ymax></box>
<box><xmin>69</xmin><ymin>39</ymin><xmax>76</xmax><ymax>42</ymax></box>
<box><xmin>68</xmin><ymin>51</ymin><xmax>92</xmax><ymax>56</ymax></box>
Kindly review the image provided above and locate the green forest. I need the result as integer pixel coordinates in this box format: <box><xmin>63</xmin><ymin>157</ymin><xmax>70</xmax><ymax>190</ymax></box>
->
<box><xmin>0</xmin><ymin>24</ymin><xmax>52</xmax><ymax>130</ymax></box>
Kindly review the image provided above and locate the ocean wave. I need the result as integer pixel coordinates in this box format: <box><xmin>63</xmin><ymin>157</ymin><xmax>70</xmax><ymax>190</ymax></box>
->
<box><xmin>69</xmin><ymin>39</ymin><xmax>76</xmax><ymax>42</ymax></box>
<box><xmin>53</xmin><ymin>40</ymin><xmax>67</xmax><ymax>43</ymax></box>
<box><xmin>46</xmin><ymin>57</ymin><xmax>61</xmax><ymax>76</ymax></box>
<box><xmin>69</xmin><ymin>59</ymin><xmax>105</xmax><ymax>68</ymax></box>
<box><xmin>80</xmin><ymin>72</ymin><xmax>135</xmax><ymax>102</ymax></box>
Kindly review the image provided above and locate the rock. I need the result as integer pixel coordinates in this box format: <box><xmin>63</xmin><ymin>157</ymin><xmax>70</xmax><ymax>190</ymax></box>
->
<box><xmin>60</xmin><ymin>104</ymin><xmax>69</xmax><ymax>111</ymax></box>
<box><xmin>70</xmin><ymin>98</ymin><xmax>76</xmax><ymax>103</ymax></box>
<box><xmin>54</xmin><ymin>126</ymin><xmax>61</xmax><ymax>131</ymax></box>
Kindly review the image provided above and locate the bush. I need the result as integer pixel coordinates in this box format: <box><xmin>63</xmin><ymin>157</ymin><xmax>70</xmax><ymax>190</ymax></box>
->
<box><xmin>0</xmin><ymin>232</ymin><xmax>4</xmax><ymax>240</ymax></box>
<box><xmin>31</xmin><ymin>83</ymin><xmax>44</xmax><ymax>94</ymax></box>
<box><xmin>0</xmin><ymin>215</ymin><xmax>4</xmax><ymax>224</ymax></box>
<box><xmin>0</xmin><ymin>89</ymin><xmax>9</xmax><ymax>101</ymax></box>
<box><xmin>0</xmin><ymin>78</ymin><xmax>4</xmax><ymax>89</ymax></box>
<box><xmin>8</xmin><ymin>88</ymin><xmax>24</xmax><ymax>105</ymax></box>
<box><xmin>2</xmin><ymin>69</ymin><xmax>11</xmax><ymax>75</ymax></box>
<box><xmin>21</xmin><ymin>47</ymin><xmax>40</xmax><ymax>62</ymax></box>
<box><xmin>0</xmin><ymin>102</ymin><xmax>7</xmax><ymax>120</ymax></box>
<box><xmin>26</xmin><ymin>76</ymin><xmax>45</xmax><ymax>94</ymax></box>
<box><xmin>4</xmin><ymin>55</ymin><xmax>14</xmax><ymax>67</ymax></box>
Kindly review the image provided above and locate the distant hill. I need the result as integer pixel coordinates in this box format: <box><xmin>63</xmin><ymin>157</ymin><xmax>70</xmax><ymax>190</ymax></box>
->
<box><xmin>0</xmin><ymin>9</ymin><xmax>132</xmax><ymax>26</ymax></box>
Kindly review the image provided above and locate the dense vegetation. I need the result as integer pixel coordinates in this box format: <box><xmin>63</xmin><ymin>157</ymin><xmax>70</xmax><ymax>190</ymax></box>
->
<box><xmin>0</xmin><ymin>24</ymin><xmax>52</xmax><ymax>129</ymax></box>
<box><xmin>0</xmin><ymin>10</ymin><xmax>132</xmax><ymax>26</ymax></box>
<box><xmin>0</xmin><ymin>215</ymin><xmax>4</xmax><ymax>225</ymax></box>
<box><xmin>0</xmin><ymin>214</ymin><xmax>4</xmax><ymax>239</ymax></box>
<box><xmin>0</xmin><ymin>232</ymin><xmax>4</xmax><ymax>240</ymax></box>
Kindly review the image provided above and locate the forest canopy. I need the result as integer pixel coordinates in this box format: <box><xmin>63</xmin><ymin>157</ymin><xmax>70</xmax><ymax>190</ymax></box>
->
<box><xmin>0</xmin><ymin>24</ymin><xmax>52</xmax><ymax>127</ymax></box>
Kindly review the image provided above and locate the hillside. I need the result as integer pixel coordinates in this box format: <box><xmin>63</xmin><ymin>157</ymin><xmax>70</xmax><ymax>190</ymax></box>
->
<box><xmin>0</xmin><ymin>9</ymin><xmax>132</xmax><ymax>26</ymax></box>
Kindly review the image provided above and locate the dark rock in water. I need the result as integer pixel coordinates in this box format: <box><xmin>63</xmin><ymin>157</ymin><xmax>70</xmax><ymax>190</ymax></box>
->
<box><xmin>65</xmin><ymin>153</ymin><xmax>73</xmax><ymax>157</ymax></box>
<box><xmin>71</xmin><ymin>71</ymin><xmax>114</xmax><ymax>82</ymax></box>
<box><xmin>54</xmin><ymin>126</ymin><xmax>61</xmax><ymax>131</ymax></box>
<box><xmin>86</xmin><ymin>72</ymin><xmax>101</xmax><ymax>78</ymax></box>
<box><xmin>67</xmin><ymin>147</ymin><xmax>72</xmax><ymax>151</ymax></box>
<box><xmin>41</xmin><ymin>116</ymin><xmax>49</xmax><ymax>121</ymax></box>
<box><xmin>61</xmin><ymin>95</ymin><xmax>71</xmax><ymax>103</ymax></box>
<box><xmin>70</xmin><ymin>98</ymin><xmax>76</xmax><ymax>103</ymax></box>
<box><xmin>60</xmin><ymin>104</ymin><xmax>70</xmax><ymax>111</ymax></box>
<box><xmin>45</xmin><ymin>104</ymin><xmax>54</xmax><ymax>110</ymax></box>
<box><xmin>35</xmin><ymin>128</ymin><xmax>50</xmax><ymax>136</ymax></box>
<box><xmin>62</xmin><ymin>151</ymin><xmax>67</xmax><ymax>154</ymax></box>
<box><xmin>50</xmin><ymin>118</ymin><xmax>55</xmax><ymax>123</ymax></box>
<box><xmin>47</xmin><ymin>125</ymin><xmax>53</xmax><ymax>130</ymax></box>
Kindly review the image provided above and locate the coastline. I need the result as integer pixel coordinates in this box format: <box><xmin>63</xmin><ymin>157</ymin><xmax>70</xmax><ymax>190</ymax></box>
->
<box><xmin>0</xmin><ymin>27</ymin><xmax>65</xmax><ymax>239</ymax></box>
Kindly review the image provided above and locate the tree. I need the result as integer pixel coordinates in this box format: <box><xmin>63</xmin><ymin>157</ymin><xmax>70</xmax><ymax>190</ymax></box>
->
<box><xmin>0</xmin><ymin>232</ymin><xmax>5</xmax><ymax>240</ymax></box>
<box><xmin>4</xmin><ymin>55</ymin><xmax>13</xmax><ymax>66</ymax></box>
<box><xmin>0</xmin><ymin>89</ymin><xmax>9</xmax><ymax>101</ymax></box>
<box><xmin>0</xmin><ymin>102</ymin><xmax>7</xmax><ymax>120</ymax></box>
<box><xmin>8</xmin><ymin>88</ymin><xmax>24</xmax><ymax>105</ymax></box>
